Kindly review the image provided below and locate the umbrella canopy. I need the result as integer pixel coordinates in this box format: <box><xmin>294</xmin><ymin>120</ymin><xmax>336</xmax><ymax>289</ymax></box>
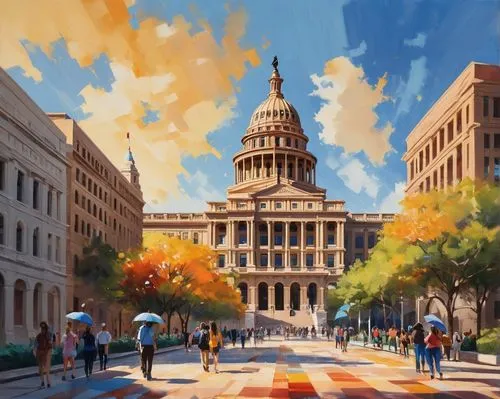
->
<box><xmin>334</xmin><ymin>310</ymin><xmax>348</xmax><ymax>321</ymax></box>
<box><xmin>339</xmin><ymin>304</ymin><xmax>351</xmax><ymax>312</ymax></box>
<box><xmin>424</xmin><ymin>314</ymin><xmax>447</xmax><ymax>333</ymax></box>
<box><xmin>412</xmin><ymin>322</ymin><xmax>424</xmax><ymax>331</ymax></box>
<box><xmin>133</xmin><ymin>312</ymin><xmax>164</xmax><ymax>324</ymax></box>
<box><xmin>66</xmin><ymin>312</ymin><xmax>93</xmax><ymax>326</ymax></box>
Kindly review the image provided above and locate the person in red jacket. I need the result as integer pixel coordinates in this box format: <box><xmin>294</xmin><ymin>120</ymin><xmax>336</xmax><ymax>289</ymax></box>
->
<box><xmin>424</xmin><ymin>327</ymin><xmax>443</xmax><ymax>380</ymax></box>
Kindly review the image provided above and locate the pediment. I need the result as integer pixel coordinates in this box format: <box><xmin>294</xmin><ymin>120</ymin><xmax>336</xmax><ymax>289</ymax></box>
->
<box><xmin>252</xmin><ymin>183</ymin><xmax>324</xmax><ymax>198</ymax></box>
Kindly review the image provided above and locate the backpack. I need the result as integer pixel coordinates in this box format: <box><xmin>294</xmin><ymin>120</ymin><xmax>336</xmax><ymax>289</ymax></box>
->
<box><xmin>37</xmin><ymin>332</ymin><xmax>52</xmax><ymax>352</ymax></box>
<box><xmin>198</xmin><ymin>330</ymin><xmax>209</xmax><ymax>350</ymax></box>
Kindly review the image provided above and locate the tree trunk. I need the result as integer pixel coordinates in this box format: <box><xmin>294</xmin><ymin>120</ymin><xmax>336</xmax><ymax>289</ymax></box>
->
<box><xmin>476</xmin><ymin>300</ymin><xmax>482</xmax><ymax>338</ymax></box>
<box><xmin>167</xmin><ymin>311</ymin><xmax>173</xmax><ymax>337</ymax></box>
<box><xmin>446</xmin><ymin>298</ymin><xmax>455</xmax><ymax>336</ymax></box>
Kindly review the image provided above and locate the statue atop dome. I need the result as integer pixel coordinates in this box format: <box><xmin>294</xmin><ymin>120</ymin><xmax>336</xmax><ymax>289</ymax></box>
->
<box><xmin>272</xmin><ymin>56</ymin><xmax>279</xmax><ymax>71</ymax></box>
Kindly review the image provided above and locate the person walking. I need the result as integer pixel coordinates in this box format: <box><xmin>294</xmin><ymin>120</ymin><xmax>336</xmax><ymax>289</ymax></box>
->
<box><xmin>209</xmin><ymin>322</ymin><xmax>224</xmax><ymax>373</ymax></box>
<box><xmin>452</xmin><ymin>331</ymin><xmax>462</xmax><ymax>361</ymax></box>
<box><xmin>240</xmin><ymin>327</ymin><xmax>247</xmax><ymax>348</ymax></box>
<box><xmin>198</xmin><ymin>323</ymin><xmax>210</xmax><ymax>372</ymax></box>
<box><xmin>441</xmin><ymin>333</ymin><xmax>452</xmax><ymax>361</ymax></box>
<box><xmin>183</xmin><ymin>329</ymin><xmax>190</xmax><ymax>353</ymax></box>
<box><xmin>34</xmin><ymin>321</ymin><xmax>53</xmax><ymax>388</ymax></box>
<box><xmin>82</xmin><ymin>325</ymin><xmax>97</xmax><ymax>381</ymax></box>
<box><xmin>138</xmin><ymin>322</ymin><xmax>157</xmax><ymax>380</ymax></box>
<box><xmin>425</xmin><ymin>326</ymin><xmax>443</xmax><ymax>380</ymax></box>
<box><xmin>412</xmin><ymin>323</ymin><xmax>426</xmax><ymax>373</ymax></box>
<box><xmin>388</xmin><ymin>326</ymin><xmax>398</xmax><ymax>353</ymax></box>
<box><xmin>401</xmin><ymin>330</ymin><xmax>409</xmax><ymax>358</ymax></box>
<box><xmin>342</xmin><ymin>328</ymin><xmax>349</xmax><ymax>352</ymax></box>
<box><xmin>96</xmin><ymin>323</ymin><xmax>112</xmax><ymax>371</ymax></box>
<box><xmin>231</xmin><ymin>328</ymin><xmax>238</xmax><ymax>347</ymax></box>
<box><xmin>61</xmin><ymin>322</ymin><xmax>78</xmax><ymax>381</ymax></box>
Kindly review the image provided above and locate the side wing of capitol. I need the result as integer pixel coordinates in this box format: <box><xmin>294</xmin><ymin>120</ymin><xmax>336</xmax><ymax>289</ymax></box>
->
<box><xmin>144</xmin><ymin>64</ymin><xmax>394</xmax><ymax>328</ymax></box>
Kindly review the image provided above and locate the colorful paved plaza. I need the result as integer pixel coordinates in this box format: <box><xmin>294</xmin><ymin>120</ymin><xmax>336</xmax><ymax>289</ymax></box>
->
<box><xmin>2</xmin><ymin>338</ymin><xmax>499</xmax><ymax>399</ymax></box>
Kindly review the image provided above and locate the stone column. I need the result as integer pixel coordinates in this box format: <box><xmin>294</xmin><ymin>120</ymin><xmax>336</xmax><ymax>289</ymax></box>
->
<box><xmin>249</xmin><ymin>221</ymin><xmax>254</xmax><ymax>265</ymax></box>
<box><xmin>300</xmin><ymin>221</ymin><xmax>305</xmax><ymax>269</ymax></box>
<box><xmin>268</xmin><ymin>285</ymin><xmax>274</xmax><ymax>309</ymax></box>
<box><xmin>300</xmin><ymin>286</ymin><xmax>307</xmax><ymax>310</ymax></box>
<box><xmin>319</xmin><ymin>287</ymin><xmax>325</xmax><ymax>310</ymax></box>
<box><xmin>336</xmin><ymin>221</ymin><xmax>341</xmax><ymax>247</ymax></box>
<box><xmin>25</xmin><ymin>288</ymin><xmax>33</xmax><ymax>337</ymax></box>
<box><xmin>315</xmin><ymin>221</ymin><xmax>320</xmax><ymax>267</ymax></box>
<box><xmin>251</xmin><ymin>156</ymin><xmax>254</xmax><ymax>179</ymax></box>
<box><xmin>249</xmin><ymin>286</ymin><xmax>256</xmax><ymax>311</ymax></box>
<box><xmin>4</xmin><ymin>284</ymin><xmax>15</xmax><ymax>344</ymax></box>
<box><xmin>272</xmin><ymin>151</ymin><xmax>276</xmax><ymax>177</ymax></box>
<box><xmin>295</xmin><ymin>157</ymin><xmax>299</xmax><ymax>181</ymax></box>
<box><xmin>363</xmin><ymin>229</ymin><xmax>369</xmax><ymax>261</ymax></box>
<box><xmin>284</xmin><ymin>285</ymin><xmax>290</xmax><ymax>309</ymax></box>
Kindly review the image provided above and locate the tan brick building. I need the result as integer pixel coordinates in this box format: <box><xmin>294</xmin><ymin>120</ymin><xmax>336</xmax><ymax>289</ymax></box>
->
<box><xmin>403</xmin><ymin>62</ymin><xmax>500</xmax><ymax>330</ymax></box>
<box><xmin>50</xmin><ymin>114</ymin><xmax>144</xmax><ymax>337</ymax></box>
<box><xmin>144</xmin><ymin>65</ymin><xmax>393</xmax><ymax>329</ymax></box>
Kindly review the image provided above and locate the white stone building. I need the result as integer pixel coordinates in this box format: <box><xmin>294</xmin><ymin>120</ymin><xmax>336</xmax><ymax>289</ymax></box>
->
<box><xmin>0</xmin><ymin>68</ymin><xmax>68</xmax><ymax>345</ymax></box>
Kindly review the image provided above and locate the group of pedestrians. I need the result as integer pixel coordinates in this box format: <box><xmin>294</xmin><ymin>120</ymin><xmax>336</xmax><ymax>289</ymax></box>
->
<box><xmin>33</xmin><ymin>321</ymin><xmax>113</xmax><ymax>388</ymax></box>
<box><xmin>197</xmin><ymin>321</ymin><xmax>224</xmax><ymax>373</ymax></box>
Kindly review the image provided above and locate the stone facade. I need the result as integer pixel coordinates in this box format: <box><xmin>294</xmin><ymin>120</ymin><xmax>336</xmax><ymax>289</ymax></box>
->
<box><xmin>0</xmin><ymin>68</ymin><xmax>68</xmax><ymax>345</ymax></box>
<box><xmin>144</xmin><ymin>66</ymin><xmax>393</xmax><ymax>329</ymax></box>
<box><xmin>403</xmin><ymin>62</ymin><xmax>500</xmax><ymax>331</ymax></box>
<box><xmin>49</xmin><ymin>114</ymin><xmax>144</xmax><ymax>338</ymax></box>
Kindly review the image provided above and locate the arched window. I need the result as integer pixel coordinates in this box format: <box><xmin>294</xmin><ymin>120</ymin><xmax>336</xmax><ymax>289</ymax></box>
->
<box><xmin>33</xmin><ymin>283</ymin><xmax>42</xmax><ymax>328</ymax></box>
<box><xmin>193</xmin><ymin>232</ymin><xmax>199</xmax><ymax>244</ymax></box>
<box><xmin>275</xmin><ymin>137</ymin><xmax>280</xmax><ymax>147</ymax></box>
<box><xmin>307</xmin><ymin>283</ymin><xmax>317</xmax><ymax>311</ymax></box>
<box><xmin>258</xmin><ymin>282</ymin><xmax>268</xmax><ymax>310</ymax></box>
<box><xmin>275</xmin><ymin>283</ymin><xmax>284</xmax><ymax>310</ymax></box>
<box><xmin>286</xmin><ymin>137</ymin><xmax>291</xmax><ymax>147</ymax></box>
<box><xmin>32</xmin><ymin>227</ymin><xmax>39</xmax><ymax>257</ymax></box>
<box><xmin>290</xmin><ymin>283</ymin><xmax>300</xmax><ymax>311</ymax></box>
<box><xmin>238</xmin><ymin>283</ymin><xmax>248</xmax><ymax>304</ymax></box>
<box><xmin>260</xmin><ymin>137</ymin><xmax>265</xmax><ymax>147</ymax></box>
<box><xmin>16</xmin><ymin>222</ymin><xmax>23</xmax><ymax>252</ymax></box>
<box><xmin>14</xmin><ymin>280</ymin><xmax>26</xmax><ymax>326</ymax></box>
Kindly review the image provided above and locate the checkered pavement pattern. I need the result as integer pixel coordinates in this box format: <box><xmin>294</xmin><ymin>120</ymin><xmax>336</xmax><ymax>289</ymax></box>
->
<box><xmin>15</xmin><ymin>340</ymin><xmax>500</xmax><ymax>399</ymax></box>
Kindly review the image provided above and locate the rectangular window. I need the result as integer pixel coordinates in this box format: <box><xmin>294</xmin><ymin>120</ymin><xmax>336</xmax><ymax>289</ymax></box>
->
<box><xmin>74</xmin><ymin>215</ymin><xmax>79</xmax><ymax>232</ymax></box>
<box><xmin>419</xmin><ymin>151</ymin><xmax>423</xmax><ymax>172</ymax></box>
<box><xmin>447</xmin><ymin>121</ymin><xmax>454</xmax><ymax>143</ymax></box>
<box><xmin>239</xmin><ymin>253</ymin><xmax>247</xmax><ymax>267</ymax></box>
<box><xmin>218</xmin><ymin>254</ymin><xmax>225</xmax><ymax>268</ymax></box>
<box><xmin>290</xmin><ymin>235</ymin><xmax>297</xmax><ymax>246</ymax></box>
<box><xmin>274</xmin><ymin>234</ymin><xmax>283</xmax><ymax>246</ymax></box>
<box><xmin>494</xmin><ymin>134</ymin><xmax>500</xmax><ymax>149</ymax></box>
<box><xmin>432</xmin><ymin>136</ymin><xmax>437</xmax><ymax>159</ymax></box>
<box><xmin>485</xmin><ymin>133</ymin><xmax>490</xmax><ymax>149</ymax></box>
<box><xmin>17</xmin><ymin>171</ymin><xmax>24</xmax><ymax>202</ymax></box>
<box><xmin>327</xmin><ymin>234</ymin><xmax>335</xmax><ymax>246</ymax></box>
<box><xmin>14</xmin><ymin>288</ymin><xmax>23</xmax><ymax>325</ymax></box>
<box><xmin>307</xmin><ymin>202</ymin><xmax>313</xmax><ymax>209</ymax></box>
<box><xmin>0</xmin><ymin>160</ymin><xmax>5</xmax><ymax>191</ymax></box>
<box><xmin>218</xmin><ymin>234</ymin><xmax>225</xmax><ymax>245</ymax></box>
<box><xmin>291</xmin><ymin>202</ymin><xmax>298</xmax><ymax>209</ymax></box>
<box><xmin>260</xmin><ymin>203</ymin><xmax>266</xmax><ymax>209</ymax></box>
<box><xmin>484</xmin><ymin>157</ymin><xmax>490</xmax><ymax>179</ymax></box>
<box><xmin>32</xmin><ymin>180</ymin><xmax>39</xmax><ymax>209</ymax></box>
<box><xmin>439</xmin><ymin>129</ymin><xmax>445</xmax><ymax>151</ymax></box>
<box><xmin>260</xmin><ymin>233</ymin><xmax>268</xmax><ymax>246</ymax></box>
<box><xmin>494</xmin><ymin>158</ymin><xmax>500</xmax><ymax>182</ymax></box>
<box><xmin>55</xmin><ymin>236</ymin><xmax>61</xmax><ymax>263</ymax></box>
<box><xmin>425</xmin><ymin>145</ymin><xmax>430</xmax><ymax>166</ymax></box>
<box><xmin>466</xmin><ymin>105</ymin><xmax>469</xmax><ymax>124</ymax></box>
<box><xmin>306</xmin><ymin>235</ymin><xmax>314</xmax><ymax>246</ymax></box>
<box><xmin>494</xmin><ymin>97</ymin><xmax>500</xmax><ymax>117</ymax></box>
<box><xmin>368</xmin><ymin>233</ymin><xmax>376</xmax><ymax>249</ymax></box>
<box><xmin>327</xmin><ymin>254</ymin><xmax>335</xmax><ymax>267</ymax></box>
<box><xmin>355</xmin><ymin>235</ymin><xmax>364</xmax><ymax>249</ymax></box>
<box><xmin>274</xmin><ymin>253</ymin><xmax>283</xmax><ymax>268</ymax></box>
<box><xmin>47</xmin><ymin>233</ymin><xmax>52</xmax><ymax>261</ymax></box>
<box><xmin>0</xmin><ymin>213</ymin><xmax>4</xmax><ymax>245</ymax></box>
<box><xmin>275</xmin><ymin>202</ymin><xmax>282</xmax><ymax>209</ymax></box>
<box><xmin>47</xmin><ymin>190</ymin><xmax>52</xmax><ymax>216</ymax></box>
<box><xmin>306</xmin><ymin>254</ymin><xmax>313</xmax><ymax>267</ymax></box>
<box><xmin>56</xmin><ymin>192</ymin><xmax>61</xmax><ymax>220</ymax></box>
<box><xmin>260</xmin><ymin>253</ymin><xmax>268</xmax><ymax>267</ymax></box>
<box><xmin>410</xmin><ymin>162</ymin><xmax>414</xmax><ymax>180</ymax></box>
<box><xmin>425</xmin><ymin>176</ymin><xmax>430</xmax><ymax>192</ymax></box>
<box><xmin>456</xmin><ymin>110</ymin><xmax>462</xmax><ymax>133</ymax></box>
<box><xmin>290</xmin><ymin>253</ymin><xmax>298</xmax><ymax>267</ymax></box>
<box><xmin>484</xmin><ymin>96</ymin><xmax>489</xmax><ymax>117</ymax></box>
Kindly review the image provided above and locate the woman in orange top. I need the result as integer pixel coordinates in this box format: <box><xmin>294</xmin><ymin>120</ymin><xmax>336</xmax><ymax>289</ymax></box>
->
<box><xmin>424</xmin><ymin>326</ymin><xmax>443</xmax><ymax>380</ymax></box>
<box><xmin>209</xmin><ymin>321</ymin><xmax>224</xmax><ymax>373</ymax></box>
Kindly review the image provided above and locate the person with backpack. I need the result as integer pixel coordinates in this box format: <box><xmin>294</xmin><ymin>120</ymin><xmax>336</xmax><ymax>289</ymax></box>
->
<box><xmin>209</xmin><ymin>321</ymin><xmax>224</xmax><ymax>373</ymax></box>
<box><xmin>412</xmin><ymin>323</ymin><xmax>426</xmax><ymax>373</ymax></box>
<box><xmin>96</xmin><ymin>323</ymin><xmax>112</xmax><ymax>371</ymax></box>
<box><xmin>452</xmin><ymin>331</ymin><xmax>462</xmax><ymax>361</ymax></box>
<box><xmin>198</xmin><ymin>322</ymin><xmax>210</xmax><ymax>372</ymax></box>
<box><xmin>61</xmin><ymin>322</ymin><xmax>78</xmax><ymax>381</ymax></box>
<box><xmin>34</xmin><ymin>321</ymin><xmax>53</xmax><ymax>388</ymax></box>
<box><xmin>425</xmin><ymin>326</ymin><xmax>443</xmax><ymax>380</ymax></box>
<box><xmin>82</xmin><ymin>325</ymin><xmax>97</xmax><ymax>380</ymax></box>
<box><xmin>240</xmin><ymin>327</ymin><xmax>247</xmax><ymax>348</ymax></box>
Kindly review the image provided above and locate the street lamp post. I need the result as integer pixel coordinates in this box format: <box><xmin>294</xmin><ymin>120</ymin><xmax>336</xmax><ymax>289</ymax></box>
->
<box><xmin>400</xmin><ymin>296</ymin><xmax>404</xmax><ymax>329</ymax></box>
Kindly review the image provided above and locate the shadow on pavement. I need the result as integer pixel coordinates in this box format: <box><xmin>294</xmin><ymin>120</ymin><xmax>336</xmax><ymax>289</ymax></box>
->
<box><xmin>165</xmin><ymin>378</ymin><xmax>198</xmax><ymax>384</ymax></box>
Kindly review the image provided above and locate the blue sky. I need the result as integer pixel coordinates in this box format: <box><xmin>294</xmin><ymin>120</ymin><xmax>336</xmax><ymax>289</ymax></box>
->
<box><xmin>3</xmin><ymin>0</ymin><xmax>500</xmax><ymax>213</ymax></box>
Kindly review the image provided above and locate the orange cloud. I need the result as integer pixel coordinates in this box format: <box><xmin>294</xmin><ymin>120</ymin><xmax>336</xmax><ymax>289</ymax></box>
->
<box><xmin>0</xmin><ymin>0</ymin><xmax>260</xmax><ymax>204</ymax></box>
<box><xmin>311</xmin><ymin>57</ymin><xmax>393</xmax><ymax>165</ymax></box>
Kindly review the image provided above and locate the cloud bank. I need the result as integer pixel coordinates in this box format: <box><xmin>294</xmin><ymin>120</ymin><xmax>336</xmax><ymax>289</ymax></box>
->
<box><xmin>0</xmin><ymin>0</ymin><xmax>260</xmax><ymax>204</ymax></box>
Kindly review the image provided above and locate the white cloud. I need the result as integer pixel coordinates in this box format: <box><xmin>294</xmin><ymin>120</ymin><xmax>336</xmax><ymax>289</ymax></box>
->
<box><xmin>378</xmin><ymin>181</ymin><xmax>406</xmax><ymax>213</ymax></box>
<box><xmin>311</xmin><ymin>57</ymin><xmax>393</xmax><ymax>165</ymax></box>
<box><xmin>335</xmin><ymin>157</ymin><xmax>380</xmax><ymax>199</ymax></box>
<box><xmin>325</xmin><ymin>153</ymin><xmax>341</xmax><ymax>171</ymax></box>
<box><xmin>348</xmin><ymin>40</ymin><xmax>367</xmax><ymax>58</ymax></box>
<box><xmin>395</xmin><ymin>56</ymin><xmax>428</xmax><ymax>119</ymax></box>
<box><xmin>404</xmin><ymin>32</ymin><xmax>427</xmax><ymax>48</ymax></box>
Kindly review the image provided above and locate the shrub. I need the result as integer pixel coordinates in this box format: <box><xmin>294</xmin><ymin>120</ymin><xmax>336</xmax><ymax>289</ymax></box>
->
<box><xmin>477</xmin><ymin>327</ymin><xmax>500</xmax><ymax>355</ymax></box>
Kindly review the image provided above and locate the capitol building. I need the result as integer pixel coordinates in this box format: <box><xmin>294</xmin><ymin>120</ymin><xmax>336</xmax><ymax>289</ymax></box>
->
<box><xmin>144</xmin><ymin>63</ymin><xmax>394</xmax><ymax>328</ymax></box>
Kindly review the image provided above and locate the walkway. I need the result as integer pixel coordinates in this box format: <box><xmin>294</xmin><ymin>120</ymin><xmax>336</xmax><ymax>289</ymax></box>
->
<box><xmin>1</xmin><ymin>338</ymin><xmax>498</xmax><ymax>398</ymax></box>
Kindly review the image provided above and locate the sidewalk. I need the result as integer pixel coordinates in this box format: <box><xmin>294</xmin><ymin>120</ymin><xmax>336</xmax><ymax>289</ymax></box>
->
<box><xmin>0</xmin><ymin>344</ymin><xmax>183</xmax><ymax>384</ymax></box>
<box><xmin>349</xmin><ymin>340</ymin><xmax>417</xmax><ymax>357</ymax></box>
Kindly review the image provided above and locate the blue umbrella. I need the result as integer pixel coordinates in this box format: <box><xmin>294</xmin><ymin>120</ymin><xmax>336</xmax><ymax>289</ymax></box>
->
<box><xmin>133</xmin><ymin>312</ymin><xmax>164</xmax><ymax>324</ymax></box>
<box><xmin>66</xmin><ymin>312</ymin><xmax>93</xmax><ymax>326</ymax></box>
<box><xmin>424</xmin><ymin>314</ymin><xmax>447</xmax><ymax>333</ymax></box>
<box><xmin>339</xmin><ymin>304</ymin><xmax>351</xmax><ymax>312</ymax></box>
<box><xmin>334</xmin><ymin>310</ymin><xmax>348</xmax><ymax>321</ymax></box>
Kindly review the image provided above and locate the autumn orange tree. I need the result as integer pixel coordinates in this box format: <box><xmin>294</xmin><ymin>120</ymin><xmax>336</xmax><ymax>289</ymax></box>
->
<box><xmin>332</xmin><ymin>179</ymin><xmax>500</xmax><ymax>335</ymax></box>
<box><xmin>111</xmin><ymin>237</ymin><xmax>243</xmax><ymax>335</ymax></box>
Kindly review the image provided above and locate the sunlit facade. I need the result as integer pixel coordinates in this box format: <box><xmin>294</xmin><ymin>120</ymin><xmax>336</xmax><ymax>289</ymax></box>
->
<box><xmin>144</xmin><ymin>65</ymin><xmax>393</xmax><ymax>328</ymax></box>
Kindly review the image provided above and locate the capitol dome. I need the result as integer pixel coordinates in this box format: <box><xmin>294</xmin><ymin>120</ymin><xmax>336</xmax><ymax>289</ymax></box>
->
<box><xmin>246</xmin><ymin>69</ymin><xmax>302</xmax><ymax>135</ymax></box>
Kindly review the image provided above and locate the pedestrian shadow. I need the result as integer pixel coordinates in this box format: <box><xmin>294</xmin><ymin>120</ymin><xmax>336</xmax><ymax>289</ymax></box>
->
<box><xmin>443</xmin><ymin>377</ymin><xmax>500</xmax><ymax>388</ymax></box>
<box><xmin>441</xmin><ymin>366</ymin><xmax>500</xmax><ymax>375</ymax></box>
<box><xmin>166</xmin><ymin>378</ymin><xmax>198</xmax><ymax>384</ymax></box>
<box><xmin>223</xmin><ymin>369</ymin><xmax>259</xmax><ymax>374</ymax></box>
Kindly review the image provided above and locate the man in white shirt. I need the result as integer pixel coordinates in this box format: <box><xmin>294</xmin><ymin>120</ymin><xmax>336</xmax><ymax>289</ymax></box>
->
<box><xmin>96</xmin><ymin>323</ymin><xmax>112</xmax><ymax>371</ymax></box>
